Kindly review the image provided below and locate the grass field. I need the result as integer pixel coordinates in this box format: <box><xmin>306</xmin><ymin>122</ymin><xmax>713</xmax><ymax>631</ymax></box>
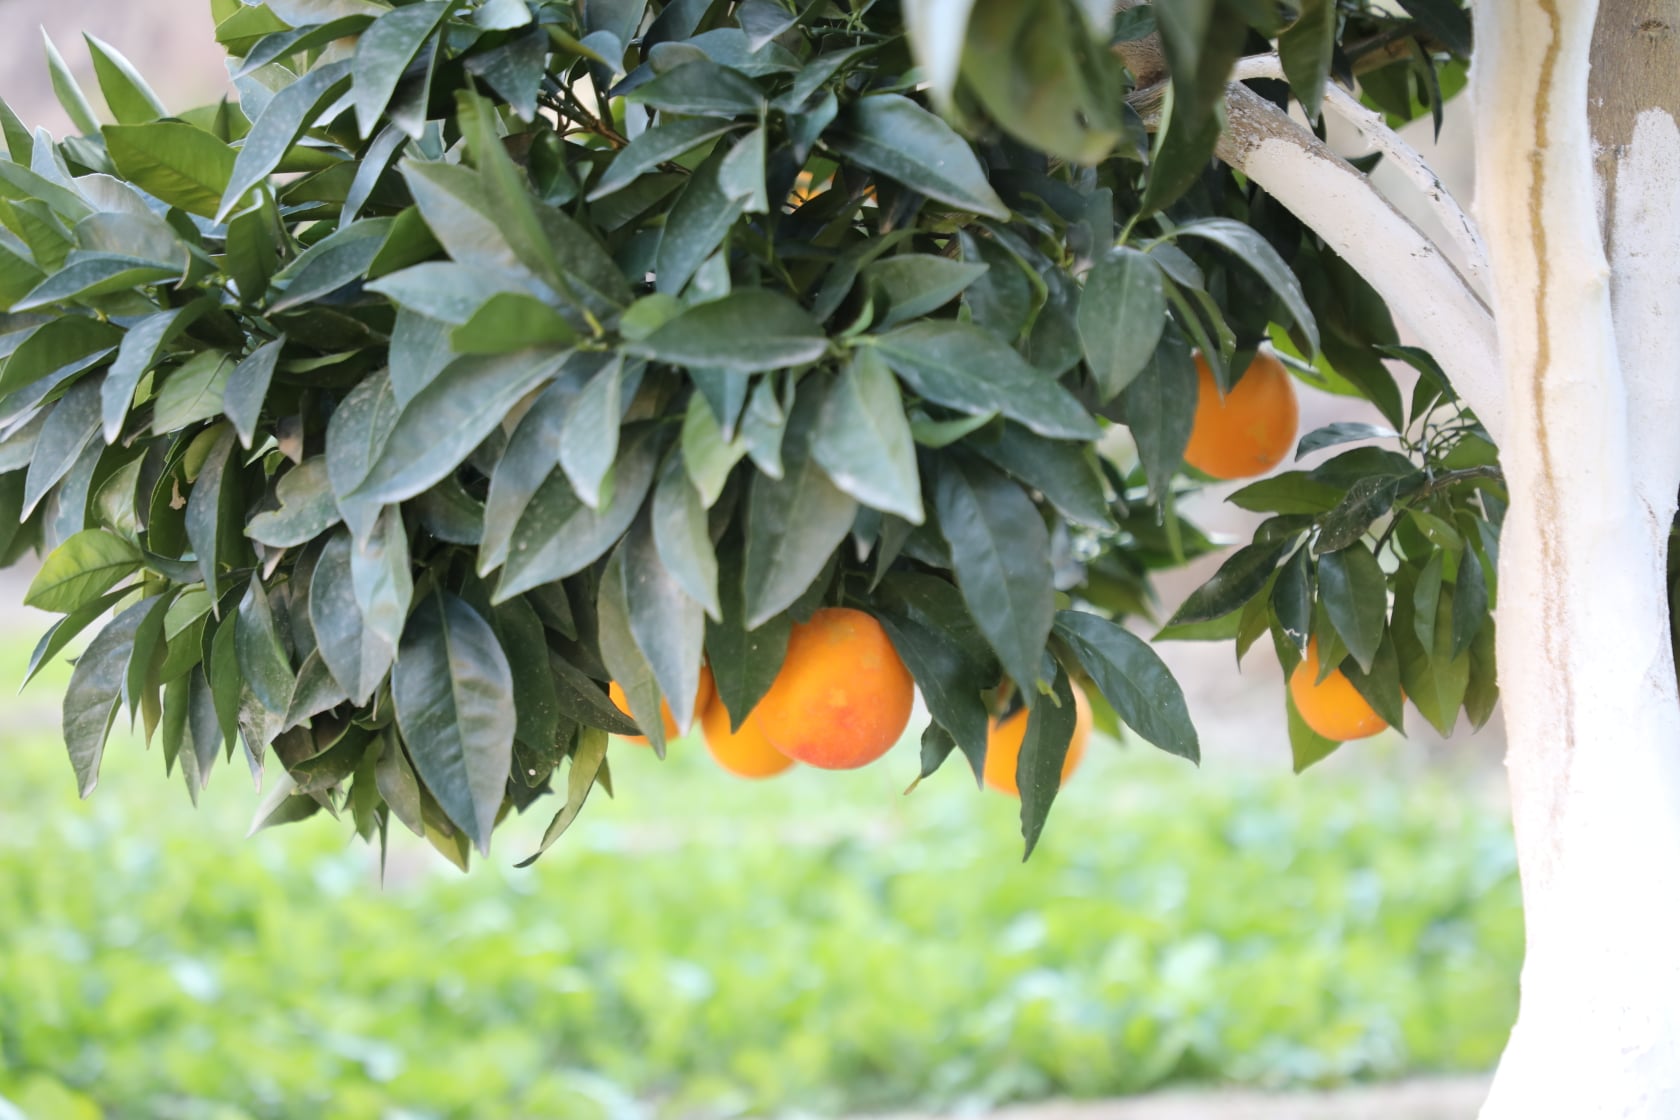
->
<box><xmin>0</xmin><ymin>625</ymin><xmax>1522</xmax><ymax>1119</ymax></box>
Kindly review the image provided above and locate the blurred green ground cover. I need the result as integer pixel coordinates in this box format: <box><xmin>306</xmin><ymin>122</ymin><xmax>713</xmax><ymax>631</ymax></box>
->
<box><xmin>0</xmin><ymin>632</ymin><xmax>1519</xmax><ymax>1120</ymax></box>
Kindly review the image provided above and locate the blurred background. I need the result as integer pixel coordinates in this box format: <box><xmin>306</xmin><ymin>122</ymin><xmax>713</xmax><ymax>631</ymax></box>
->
<box><xmin>0</xmin><ymin>4</ymin><xmax>1515</xmax><ymax>1118</ymax></box>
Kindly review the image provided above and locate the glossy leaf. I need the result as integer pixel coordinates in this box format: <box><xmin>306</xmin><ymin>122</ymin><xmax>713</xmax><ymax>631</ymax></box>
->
<box><xmin>935</xmin><ymin>456</ymin><xmax>1052</xmax><ymax>693</ymax></box>
<box><xmin>310</xmin><ymin>530</ymin><xmax>394</xmax><ymax>705</ymax></box>
<box><xmin>1078</xmin><ymin>247</ymin><xmax>1165</xmax><ymax>402</ymax></box>
<box><xmin>393</xmin><ymin>592</ymin><xmax>516</xmax><ymax>856</ymax></box>
<box><xmin>826</xmin><ymin>94</ymin><xmax>1009</xmax><ymax>219</ymax></box>
<box><xmin>652</xmin><ymin>455</ymin><xmax>720</xmax><ymax>621</ymax></box>
<box><xmin>1018</xmin><ymin>667</ymin><xmax>1080</xmax><ymax>859</ymax></box>
<box><xmin>1054</xmin><ymin>610</ymin><xmax>1199</xmax><ymax>763</ymax></box>
<box><xmin>353</xmin><ymin>2</ymin><xmax>449</xmax><ymax>137</ymax></box>
<box><xmin>64</xmin><ymin>599</ymin><xmax>155</xmax><ymax>796</ymax></box>
<box><xmin>812</xmin><ymin>349</ymin><xmax>924</xmax><ymax>524</ymax></box>
<box><xmin>1317</xmin><ymin>544</ymin><xmax>1387</xmax><ymax>674</ymax></box>
<box><xmin>218</xmin><ymin>61</ymin><xmax>355</xmax><ymax>222</ymax></box>
<box><xmin>25</xmin><ymin>528</ymin><xmax>141</xmax><ymax>613</ymax></box>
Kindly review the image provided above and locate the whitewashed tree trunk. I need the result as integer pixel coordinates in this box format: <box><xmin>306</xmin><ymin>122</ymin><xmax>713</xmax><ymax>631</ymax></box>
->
<box><xmin>1472</xmin><ymin>0</ymin><xmax>1680</xmax><ymax>1115</ymax></box>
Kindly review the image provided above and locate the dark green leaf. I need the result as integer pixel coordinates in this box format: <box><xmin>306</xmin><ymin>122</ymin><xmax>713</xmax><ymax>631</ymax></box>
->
<box><xmin>874</xmin><ymin>321</ymin><xmax>1098</xmax><ymax>440</ymax></box>
<box><xmin>350</xmin><ymin>506</ymin><xmax>412</xmax><ymax>649</ymax></box>
<box><xmin>352</xmin><ymin>348</ymin><xmax>563</xmax><ymax>504</ymax></box>
<box><xmin>497</xmin><ymin>426</ymin><xmax>663</xmax><ymax>601</ymax></box>
<box><xmin>64</xmin><ymin>599</ymin><xmax>155</xmax><ymax>796</ymax></box>
<box><xmin>1167</xmin><ymin>539</ymin><xmax>1291</xmax><ymax>626</ymax></box>
<box><xmin>236</xmin><ymin>575</ymin><xmax>296</xmax><ymax>712</ymax></box>
<box><xmin>479</xmin><ymin>381</ymin><xmax>569</xmax><ymax>574</ymax></box>
<box><xmin>223</xmin><ymin>336</ymin><xmax>286</xmax><ymax>449</ymax></box>
<box><xmin>1119</xmin><ymin>327</ymin><xmax>1197</xmax><ymax>500</ymax></box>
<box><xmin>325</xmin><ymin>368</ymin><xmax>399</xmax><ymax>539</ymax></box>
<box><xmin>1296</xmin><ymin>421</ymin><xmax>1398</xmax><ymax>459</ymax></box>
<box><xmin>935</xmin><ymin>456</ymin><xmax>1053</xmax><ymax>692</ymax></box>
<box><xmin>874</xmin><ymin>572</ymin><xmax>999</xmax><ymax>779</ymax></box>
<box><xmin>0</xmin><ymin>316</ymin><xmax>122</xmax><ymax>402</ymax></box>
<box><xmin>1317</xmin><ymin>544</ymin><xmax>1387</xmax><ymax>674</ymax></box>
<box><xmin>1019</xmin><ymin>666</ymin><xmax>1079</xmax><ymax>858</ymax></box>
<box><xmin>587</xmin><ymin>117</ymin><xmax>738</xmax><ymax>201</ymax></box>
<box><xmin>1317</xmin><ymin>475</ymin><xmax>1402</xmax><ymax>552</ymax></box>
<box><xmin>623</xmin><ymin>512</ymin><xmax>706</xmax><ymax>733</ymax></box>
<box><xmin>595</xmin><ymin>543</ymin><xmax>667</xmax><ymax>754</ymax></box>
<box><xmin>247</xmin><ymin>458</ymin><xmax>342</xmax><ymax>547</ymax></box>
<box><xmin>975</xmin><ymin>422</ymin><xmax>1114</xmax><ymax>531</ymax></box>
<box><xmin>393</xmin><ymin>592</ymin><xmax>516</xmax><ymax>856</ymax></box>
<box><xmin>742</xmin><ymin>387</ymin><xmax>858</xmax><ymax>628</ymax></box>
<box><xmin>558</xmin><ymin>355</ymin><xmax>623</xmax><ymax>509</ymax></box>
<box><xmin>23</xmin><ymin>378</ymin><xmax>101</xmax><ymax>518</ymax></box>
<box><xmin>310</xmin><ymin>530</ymin><xmax>394</xmax><ymax>705</ymax></box>
<box><xmin>186</xmin><ymin>426</ymin><xmax>240</xmax><ymax>606</ymax></box>
<box><xmin>826</xmin><ymin>94</ymin><xmax>1009</xmax><ymax>219</ymax></box>
<box><xmin>1173</xmin><ymin>218</ymin><xmax>1320</xmax><ymax>354</ymax></box>
<box><xmin>516</xmin><ymin>726</ymin><xmax>607</xmax><ymax>866</ymax></box>
<box><xmin>812</xmin><ymin>349</ymin><xmax>923</xmax><ymax>524</ymax></box>
<box><xmin>1287</xmin><ymin>686</ymin><xmax>1342</xmax><ymax>773</ymax></box>
<box><xmin>103</xmin><ymin>303</ymin><xmax>211</xmax><ymax>444</ymax></box>
<box><xmin>862</xmin><ymin>254</ymin><xmax>989</xmax><ymax>330</ymax></box>
<box><xmin>650</xmin><ymin>150</ymin><xmax>747</xmax><ymax>296</ymax></box>
<box><xmin>627</xmin><ymin>59</ymin><xmax>765</xmax><ymax>117</ymax></box>
<box><xmin>1078</xmin><ymin>247</ymin><xmax>1165</xmax><ymax>402</ymax></box>
<box><xmin>352</xmin><ymin>2</ymin><xmax>449</xmax><ymax>137</ymax></box>
<box><xmin>1277</xmin><ymin>0</ymin><xmax>1336</xmax><ymax>121</ymax></box>
<box><xmin>652</xmin><ymin>454</ymin><xmax>720</xmax><ymax>620</ymax></box>
<box><xmin>629</xmin><ymin>289</ymin><xmax>828</xmax><ymax>373</ymax></box>
<box><xmin>1054</xmin><ymin>609</ymin><xmax>1199</xmax><ymax>762</ymax></box>
<box><xmin>218</xmin><ymin>61</ymin><xmax>355</xmax><ymax>222</ymax></box>
<box><xmin>1451</xmin><ymin>547</ymin><xmax>1487</xmax><ymax>659</ymax></box>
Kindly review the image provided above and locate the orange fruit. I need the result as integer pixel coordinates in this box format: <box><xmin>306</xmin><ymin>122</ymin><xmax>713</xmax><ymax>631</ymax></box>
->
<box><xmin>982</xmin><ymin>687</ymin><xmax>1093</xmax><ymax>798</ymax></box>
<box><xmin>752</xmin><ymin>607</ymin><xmax>915</xmax><ymax>770</ymax></box>
<box><xmin>1289</xmin><ymin>639</ymin><xmax>1390</xmax><ymax>741</ymax></box>
<box><xmin>608</xmin><ymin>666</ymin><xmax>715</xmax><ymax>745</ymax></box>
<box><xmin>1182</xmin><ymin>350</ymin><xmax>1299</xmax><ymax>480</ymax></box>
<box><xmin>700</xmin><ymin>697</ymin><xmax>796</xmax><ymax>779</ymax></box>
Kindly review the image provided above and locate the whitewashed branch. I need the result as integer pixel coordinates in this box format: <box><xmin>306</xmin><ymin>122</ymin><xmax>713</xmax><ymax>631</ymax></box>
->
<box><xmin>1230</xmin><ymin>53</ymin><xmax>1492</xmax><ymax>296</ymax></box>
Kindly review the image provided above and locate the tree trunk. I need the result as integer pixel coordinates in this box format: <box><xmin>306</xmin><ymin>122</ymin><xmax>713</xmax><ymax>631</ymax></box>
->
<box><xmin>1473</xmin><ymin>0</ymin><xmax>1680</xmax><ymax>1114</ymax></box>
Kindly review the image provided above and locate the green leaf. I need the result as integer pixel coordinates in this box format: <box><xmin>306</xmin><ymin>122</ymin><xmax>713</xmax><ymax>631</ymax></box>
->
<box><xmin>1317</xmin><ymin>545</ymin><xmax>1387</xmax><ymax>674</ymax></box>
<box><xmin>0</xmin><ymin>95</ymin><xmax>30</xmax><ymax>160</ymax></box>
<box><xmin>25</xmin><ymin>528</ymin><xmax>141</xmax><ymax>612</ymax></box>
<box><xmin>651</xmin><ymin>149</ymin><xmax>747</xmax><ymax>297</ymax></box>
<box><xmin>393</xmin><ymin>591</ymin><xmax>516</xmax><ymax>856</ymax></box>
<box><xmin>103</xmin><ymin>122</ymin><xmax>238</xmax><ymax>219</ymax></box>
<box><xmin>269</xmin><ymin>221</ymin><xmax>391</xmax><ymax>312</ymax></box>
<box><xmin>681</xmin><ymin>389</ymin><xmax>746</xmax><ymax>507</ymax></box>
<box><xmin>1019</xmin><ymin>666</ymin><xmax>1080</xmax><ymax>859</ymax></box>
<box><xmin>826</xmin><ymin>94</ymin><xmax>1009</xmax><ymax>219</ymax></box>
<box><xmin>350</xmin><ymin>507</ymin><xmax>412</xmax><ymax>649</ymax></box>
<box><xmin>186</xmin><ymin>426</ymin><xmax>240</xmax><ymax>606</ymax></box>
<box><xmin>493</xmin><ymin>597</ymin><xmax>559</xmax><ymax>751</ymax></box>
<box><xmin>451</xmin><ymin>292</ymin><xmax>580</xmax><ymax>354</ymax></box>
<box><xmin>1317</xmin><ymin>475</ymin><xmax>1404</xmax><ymax>552</ymax></box>
<box><xmin>1173</xmin><ymin>218</ymin><xmax>1320</xmax><ymax>354</ymax></box>
<box><xmin>352</xmin><ymin>348</ymin><xmax>564</xmax><ymax>505</ymax></box>
<box><xmin>812</xmin><ymin>349</ymin><xmax>924</xmax><ymax>524</ymax></box>
<box><xmin>1413</xmin><ymin>551</ymin><xmax>1444</xmax><ymax>653</ymax></box>
<box><xmin>1078</xmin><ymin>247</ymin><xmax>1166</xmax><ymax>402</ymax></box>
<box><xmin>324</xmin><ymin>369</ymin><xmax>399</xmax><ymax>539</ymax></box>
<box><xmin>22</xmin><ymin>587</ymin><xmax>130</xmax><ymax>688</ymax></box>
<box><xmin>11</xmin><ymin>255</ymin><xmax>177</xmax><ymax>311</ymax></box>
<box><xmin>1119</xmin><ymin>327</ymin><xmax>1197</xmax><ymax>500</ymax></box>
<box><xmin>1287</xmin><ymin>686</ymin><xmax>1342</xmax><ymax>773</ymax></box>
<box><xmin>218</xmin><ymin>60</ymin><xmax>355</xmax><ymax>222</ymax></box>
<box><xmin>153</xmin><ymin>351</ymin><xmax>235</xmax><ymax>433</ymax></box>
<box><xmin>1395</xmin><ymin>0</ymin><xmax>1473</xmax><ymax>56</ymax></box>
<box><xmin>1344</xmin><ymin>626</ymin><xmax>1408</xmax><ymax>732</ymax></box>
<box><xmin>103</xmin><ymin>303</ymin><xmax>211</xmax><ymax>443</ymax></box>
<box><xmin>1397</xmin><ymin>583</ymin><xmax>1470</xmax><ymax>737</ymax></box>
<box><xmin>497</xmin><ymin>426</ymin><xmax>664</xmax><ymax>601</ymax></box>
<box><xmin>1271</xmin><ymin>543</ymin><xmax>1312</xmax><ymax>651</ymax></box>
<box><xmin>1452</xmin><ymin>547</ymin><xmax>1488</xmax><ymax>659</ymax></box>
<box><xmin>704</xmin><ymin>530</ymin><xmax>789</xmax><ymax>729</ymax></box>
<box><xmin>935</xmin><ymin>456</ymin><xmax>1053</xmax><ymax>693</ymax></box>
<box><xmin>862</xmin><ymin>255</ymin><xmax>989</xmax><ymax>330</ymax></box>
<box><xmin>1138</xmin><ymin>92</ymin><xmax>1226</xmax><ymax>216</ymax></box>
<box><xmin>1296</xmin><ymin>421</ymin><xmax>1399</xmax><ymax>459</ymax></box>
<box><xmin>268</xmin><ymin>0</ymin><xmax>390</xmax><ymax>22</ymax></box>
<box><xmin>223</xmin><ymin>337</ymin><xmax>286</xmax><ymax>449</ymax></box>
<box><xmin>1053</xmin><ymin>610</ymin><xmax>1199</xmax><ymax>763</ymax></box>
<box><xmin>623</xmin><ymin>512</ymin><xmax>706</xmax><ymax>733</ymax></box>
<box><xmin>587</xmin><ymin>117</ymin><xmax>738</xmax><ymax>201</ymax></box>
<box><xmin>1167</xmin><ymin>539</ymin><xmax>1292</xmax><ymax>626</ymax></box>
<box><xmin>628</xmin><ymin>59</ymin><xmax>766</xmax><ymax>117</ymax></box>
<box><xmin>874</xmin><ymin>573</ymin><xmax>999</xmax><ymax>780</ymax></box>
<box><xmin>628</xmin><ymin>290</ymin><xmax>829</xmax><ymax>373</ymax></box>
<box><xmin>558</xmin><ymin>355</ymin><xmax>623</xmax><ymax>509</ymax></box>
<box><xmin>84</xmin><ymin>34</ymin><xmax>168</xmax><ymax>124</ymax></box>
<box><xmin>22</xmin><ymin>377</ymin><xmax>101</xmax><ymax>518</ymax></box>
<box><xmin>652</xmin><ymin>454</ymin><xmax>720</xmax><ymax>621</ymax></box>
<box><xmin>0</xmin><ymin>315</ymin><xmax>122</xmax><ymax>402</ymax></box>
<box><xmin>64</xmin><ymin>599</ymin><xmax>156</xmax><ymax>796</ymax></box>
<box><xmin>236</xmin><ymin>575</ymin><xmax>296</xmax><ymax>713</ymax></box>
<box><xmin>479</xmin><ymin>381</ymin><xmax>568</xmax><ymax>574</ymax></box>
<box><xmin>974</xmin><ymin>423</ymin><xmax>1114</xmax><ymax>531</ymax></box>
<box><xmin>1227</xmin><ymin>471</ymin><xmax>1344</xmax><ymax>514</ymax></box>
<box><xmin>1277</xmin><ymin>0</ymin><xmax>1336</xmax><ymax>122</ymax></box>
<box><xmin>873</xmin><ymin>321</ymin><xmax>1098</xmax><ymax>440</ymax></box>
<box><xmin>366</xmin><ymin>262</ymin><xmax>528</xmax><ymax>324</ymax></box>
<box><xmin>42</xmin><ymin>30</ymin><xmax>100</xmax><ymax>135</ymax></box>
<box><xmin>516</xmin><ymin>726</ymin><xmax>607</xmax><ymax>866</ymax></box>
<box><xmin>310</xmin><ymin>530</ymin><xmax>394</xmax><ymax>705</ymax></box>
<box><xmin>352</xmin><ymin>2</ymin><xmax>449</xmax><ymax>137</ymax></box>
<box><xmin>595</xmin><ymin>543</ymin><xmax>668</xmax><ymax>754</ymax></box>
<box><xmin>742</xmin><ymin>388</ymin><xmax>858</xmax><ymax>629</ymax></box>
<box><xmin>247</xmin><ymin>458</ymin><xmax>341</xmax><ymax>547</ymax></box>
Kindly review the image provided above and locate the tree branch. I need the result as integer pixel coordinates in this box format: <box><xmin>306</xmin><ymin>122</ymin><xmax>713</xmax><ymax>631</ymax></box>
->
<box><xmin>1127</xmin><ymin>81</ymin><xmax>1504</xmax><ymax>439</ymax></box>
<box><xmin>1230</xmin><ymin>54</ymin><xmax>1492</xmax><ymax>297</ymax></box>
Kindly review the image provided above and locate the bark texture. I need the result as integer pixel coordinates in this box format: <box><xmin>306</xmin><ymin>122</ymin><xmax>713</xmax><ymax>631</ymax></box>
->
<box><xmin>1473</xmin><ymin>0</ymin><xmax>1680</xmax><ymax>1114</ymax></box>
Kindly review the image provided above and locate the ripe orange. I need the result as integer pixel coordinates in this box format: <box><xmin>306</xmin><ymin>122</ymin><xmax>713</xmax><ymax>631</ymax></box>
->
<box><xmin>752</xmin><ymin>606</ymin><xmax>915</xmax><ymax>770</ymax></box>
<box><xmin>700</xmin><ymin>698</ymin><xmax>796</xmax><ymax>779</ymax></box>
<box><xmin>608</xmin><ymin>666</ymin><xmax>715</xmax><ymax>745</ymax></box>
<box><xmin>1182</xmin><ymin>350</ymin><xmax>1299</xmax><ymax>480</ymax></box>
<box><xmin>982</xmin><ymin>686</ymin><xmax>1093</xmax><ymax>798</ymax></box>
<box><xmin>1288</xmin><ymin>639</ymin><xmax>1389</xmax><ymax>741</ymax></box>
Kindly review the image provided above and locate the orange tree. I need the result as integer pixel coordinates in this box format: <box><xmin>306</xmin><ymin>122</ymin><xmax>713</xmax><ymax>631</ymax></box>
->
<box><xmin>0</xmin><ymin>1</ymin><xmax>1495</xmax><ymax>871</ymax></box>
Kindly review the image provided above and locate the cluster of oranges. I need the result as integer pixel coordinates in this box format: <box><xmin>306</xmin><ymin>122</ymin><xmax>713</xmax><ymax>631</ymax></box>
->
<box><xmin>608</xmin><ymin>606</ymin><xmax>1094</xmax><ymax>796</ymax></box>
<box><xmin>1186</xmin><ymin>350</ymin><xmax>1390</xmax><ymax>745</ymax></box>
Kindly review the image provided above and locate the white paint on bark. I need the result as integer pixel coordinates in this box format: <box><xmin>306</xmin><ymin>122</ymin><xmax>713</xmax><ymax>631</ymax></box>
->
<box><xmin>1471</xmin><ymin>0</ymin><xmax>1680</xmax><ymax>1115</ymax></box>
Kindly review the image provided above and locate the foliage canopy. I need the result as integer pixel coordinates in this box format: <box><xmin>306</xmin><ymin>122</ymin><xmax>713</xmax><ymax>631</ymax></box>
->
<box><xmin>0</xmin><ymin>0</ymin><xmax>1498</xmax><ymax>866</ymax></box>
